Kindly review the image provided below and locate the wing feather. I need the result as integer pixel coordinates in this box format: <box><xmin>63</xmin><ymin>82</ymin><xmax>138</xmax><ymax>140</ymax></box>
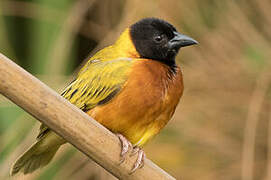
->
<box><xmin>37</xmin><ymin>58</ymin><xmax>133</xmax><ymax>139</ymax></box>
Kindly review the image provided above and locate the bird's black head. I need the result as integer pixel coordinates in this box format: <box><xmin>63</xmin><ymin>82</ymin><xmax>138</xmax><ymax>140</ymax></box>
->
<box><xmin>130</xmin><ymin>18</ymin><xmax>198</xmax><ymax>66</ymax></box>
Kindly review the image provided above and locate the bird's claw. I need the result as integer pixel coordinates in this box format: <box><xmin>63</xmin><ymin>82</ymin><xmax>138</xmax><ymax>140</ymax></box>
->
<box><xmin>130</xmin><ymin>148</ymin><xmax>145</xmax><ymax>174</ymax></box>
<box><xmin>116</xmin><ymin>133</ymin><xmax>132</xmax><ymax>164</ymax></box>
<box><xmin>116</xmin><ymin>133</ymin><xmax>146</xmax><ymax>173</ymax></box>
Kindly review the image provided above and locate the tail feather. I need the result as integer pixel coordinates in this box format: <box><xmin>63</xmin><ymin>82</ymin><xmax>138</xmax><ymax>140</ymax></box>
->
<box><xmin>10</xmin><ymin>131</ymin><xmax>64</xmax><ymax>176</ymax></box>
<box><xmin>11</xmin><ymin>144</ymin><xmax>59</xmax><ymax>175</ymax></box>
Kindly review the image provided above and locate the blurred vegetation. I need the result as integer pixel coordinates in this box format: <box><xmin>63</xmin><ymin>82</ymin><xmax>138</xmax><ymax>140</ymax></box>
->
<box><xmin>0</xmin><ymin>0</ymin><xmax>271</xmax><ymax>179</ymax></box>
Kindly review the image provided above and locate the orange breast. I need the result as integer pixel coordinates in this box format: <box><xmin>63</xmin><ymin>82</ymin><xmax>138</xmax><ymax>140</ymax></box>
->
<box><xmin>87</xmin><ymin>59</ymin><xmax>183</xmax><ymax>146</ymax></box>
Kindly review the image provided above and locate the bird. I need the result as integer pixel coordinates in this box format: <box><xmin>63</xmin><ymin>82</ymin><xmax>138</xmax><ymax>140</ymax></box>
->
<box><xmin>10</xmin><ymin>17</ymin><xmax>198</xmax><ymax>175</ymax></box>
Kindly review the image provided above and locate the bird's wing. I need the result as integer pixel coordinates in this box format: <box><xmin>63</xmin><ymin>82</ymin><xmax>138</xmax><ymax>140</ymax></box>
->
<box><xmin>37</xmin><ymin>58</ymin><xmax>133</xmax><ymax>139</ymax></box>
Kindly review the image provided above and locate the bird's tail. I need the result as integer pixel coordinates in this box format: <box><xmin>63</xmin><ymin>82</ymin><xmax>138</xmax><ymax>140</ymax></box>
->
<box><xmin>10</xmin><ymin>132</ymin><xmax>64</xmax><ymax>176</ymax></box>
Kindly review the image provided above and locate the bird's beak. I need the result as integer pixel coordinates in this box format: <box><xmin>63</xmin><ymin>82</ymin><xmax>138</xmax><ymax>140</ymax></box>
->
<box><xmin>169</xmin><ymin>32</ymin><xmax>198</xmax><ymax>49</ymax></box>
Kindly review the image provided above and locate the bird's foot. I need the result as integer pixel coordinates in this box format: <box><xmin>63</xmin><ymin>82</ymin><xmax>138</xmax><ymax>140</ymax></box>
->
<box><xmin>116</xmin><ymin>134</ymin><xmax>146</xmax><ymax>174</ymax></box>
<box><xmin>130</xmin><ymin>146</ymin><xmax>145</xmax><ymax>174</ymax></box>
<box><xmin>116</xmin><ymin>133</ymin><xmax>133</xmax><ymax>163</ymax></box>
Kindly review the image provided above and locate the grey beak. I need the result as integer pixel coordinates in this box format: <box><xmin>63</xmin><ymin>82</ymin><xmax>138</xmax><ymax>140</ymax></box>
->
<box><xmin>169</xmin><ymin>32</ymin><xmax>198</xmax><ymax>49</ymax></box>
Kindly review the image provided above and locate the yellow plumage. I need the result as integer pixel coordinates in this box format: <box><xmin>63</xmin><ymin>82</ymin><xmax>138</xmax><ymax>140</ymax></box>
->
<box><xmin>62</xmin><ymin>58</ymin><xmax>133</xmax><ymax>110</ymax></box>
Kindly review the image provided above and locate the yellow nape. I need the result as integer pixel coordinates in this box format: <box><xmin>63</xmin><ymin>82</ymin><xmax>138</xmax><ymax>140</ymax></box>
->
<box><xmin>90</xmin><ymin>28</ymin><xmax>140</xmax><ymax>61</ymax></box>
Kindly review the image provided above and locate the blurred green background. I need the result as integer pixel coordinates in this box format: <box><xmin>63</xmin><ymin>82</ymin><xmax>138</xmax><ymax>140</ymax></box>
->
<box><xmin>1</xmin><ymin>0</ymin><xmax>271</xmax><ymax>179</ymax></box>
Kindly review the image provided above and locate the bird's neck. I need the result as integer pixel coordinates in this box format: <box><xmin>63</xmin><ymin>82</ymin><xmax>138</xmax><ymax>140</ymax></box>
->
<box><xmin>113</xmin><ymin>29</ymin><xmax>141</xmax><ymax>58</ymax></box>
<box><xmin>90</xmin><ymin>29</ymin><xmax>140</xmax><ymax>61</ymax></box>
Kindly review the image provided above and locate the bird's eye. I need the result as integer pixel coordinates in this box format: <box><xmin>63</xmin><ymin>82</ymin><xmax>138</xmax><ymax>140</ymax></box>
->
<box><xmin>154</xmin><ymin>35</ymin><xmax>164</xmax><ymax>42</ymax></box>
